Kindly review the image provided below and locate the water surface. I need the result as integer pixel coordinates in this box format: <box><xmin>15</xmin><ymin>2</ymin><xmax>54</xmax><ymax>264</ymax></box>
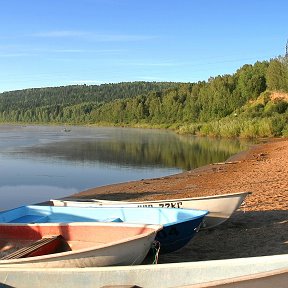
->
<box><xmin>0</xmin><ymin>125</ymin><xmax>250</xmax><ymax>210</ymax></box>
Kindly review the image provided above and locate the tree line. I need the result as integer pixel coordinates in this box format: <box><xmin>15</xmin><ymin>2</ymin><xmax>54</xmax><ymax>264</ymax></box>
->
<box><xmin>0</xmin><ymin>57</ymin><xmax>287</xmax><ymax>138</ymax></box>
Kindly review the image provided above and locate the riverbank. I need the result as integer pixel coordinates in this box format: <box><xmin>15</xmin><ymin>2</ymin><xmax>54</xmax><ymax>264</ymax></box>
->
<box><xmin>74</xmin><ymin>137</ymin><xmax>288</xmax><ymax>263</ymax></box>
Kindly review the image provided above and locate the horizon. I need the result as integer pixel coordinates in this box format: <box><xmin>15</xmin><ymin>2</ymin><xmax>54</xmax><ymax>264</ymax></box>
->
<box><xmin>0</xmin><ymin>0</ymin><xmax>287</xmax><ymax>93</ymax></box>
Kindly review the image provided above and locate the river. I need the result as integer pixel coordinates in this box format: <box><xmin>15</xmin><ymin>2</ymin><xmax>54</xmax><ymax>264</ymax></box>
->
<box><xmin>0</xmin><ymin>125</ymin><xmax>250</xmax><ymax>210</ymax></box>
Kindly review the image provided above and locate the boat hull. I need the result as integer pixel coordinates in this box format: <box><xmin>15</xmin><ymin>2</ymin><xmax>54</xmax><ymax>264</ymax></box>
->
<box><xmin>0</xmin><ymin>254</ymin><xmax>287</xmax><ymax>287</ymax></box>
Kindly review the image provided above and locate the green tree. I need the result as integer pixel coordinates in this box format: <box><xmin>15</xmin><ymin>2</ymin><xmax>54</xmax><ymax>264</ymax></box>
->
<box><xmin>266</xmin><ymin>58</ymin><xmax>288</xmax><ymax>91</ymax></box>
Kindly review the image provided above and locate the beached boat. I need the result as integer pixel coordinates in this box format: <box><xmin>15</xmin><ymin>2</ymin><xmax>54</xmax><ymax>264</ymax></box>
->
<box><xmin>0</xmin><ymin>253</ymin><xmax>287</xmax><ymax>287</ymax></box>
<box><xmin>51</xmin><ymin>191</ymin><xmax>251</xmax><ymax>229</ymax></box>
<box><xmin>0</xmin><ymin>206</ymin><xmax>208</xmax><ymax>253</ymax></box>
<box><xmin>0</xmin><ymin>222</ymin><xmax>161</xmax><ymax>268</ymax></box>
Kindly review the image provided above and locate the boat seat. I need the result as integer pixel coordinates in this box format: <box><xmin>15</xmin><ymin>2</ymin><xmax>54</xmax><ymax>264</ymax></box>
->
<box><xmin>1</xmin><ymin>235</ymin><xmax>63</xmax><ymax>260</ymax></box>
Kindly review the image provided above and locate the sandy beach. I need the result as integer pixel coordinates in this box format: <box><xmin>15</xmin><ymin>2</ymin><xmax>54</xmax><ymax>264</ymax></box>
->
<box><xmin>74</xmin><ymin>137</ymin><xmax>288</xmax><ymax>263</ymax></box>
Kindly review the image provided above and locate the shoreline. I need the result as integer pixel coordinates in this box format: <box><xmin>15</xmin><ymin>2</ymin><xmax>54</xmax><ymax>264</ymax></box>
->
<box><xmin>73</xmin><ymin>137</ymin><xmax>288</xmax><ymax>263</ymax></box>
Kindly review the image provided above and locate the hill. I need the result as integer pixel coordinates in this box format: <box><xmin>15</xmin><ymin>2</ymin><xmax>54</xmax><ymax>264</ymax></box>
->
<box><xmin>0</xmin><ymin>57</ymin><xmax>287</xmax><ymax>138</ymax></box>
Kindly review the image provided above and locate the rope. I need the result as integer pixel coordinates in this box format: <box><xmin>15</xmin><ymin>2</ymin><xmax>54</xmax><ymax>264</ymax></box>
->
<box><xmin>151</xmin><ymin>240</ymin><xmax>160</xmax><ymax>264</ymax></box>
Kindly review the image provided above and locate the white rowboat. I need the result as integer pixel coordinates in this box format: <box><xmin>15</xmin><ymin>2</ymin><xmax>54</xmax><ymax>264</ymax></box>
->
<box><xmin>51</xmin><ymin>191</ymin><xmax>251</xmax><ymax>229</ymax></box>
<box><xmin>0</xmin><ymin>222</ymin><xmax>161</xmax><ymax>268</ymax></box>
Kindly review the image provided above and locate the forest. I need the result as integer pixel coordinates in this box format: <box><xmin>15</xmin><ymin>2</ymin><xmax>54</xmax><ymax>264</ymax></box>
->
<box><xmin>0</xmin><ymin>57</ymin><xmax>288</xmax><ymax>138</ymax></box>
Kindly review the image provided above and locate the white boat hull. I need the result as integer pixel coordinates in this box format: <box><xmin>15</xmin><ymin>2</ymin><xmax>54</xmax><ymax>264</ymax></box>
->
<box><xmin>0</xmin><ymin>222</ymin><xmax>161</xmax><ymax>268</ymax></box>
<box><xmin>0</xmin><ymin>253</ymin><xmax>287</xmax><ymax>288</ymax></box>
<box><xmin>51</xmin><ymin>192</ymin><xmax>251</xmax><ymax>229</ymax></box>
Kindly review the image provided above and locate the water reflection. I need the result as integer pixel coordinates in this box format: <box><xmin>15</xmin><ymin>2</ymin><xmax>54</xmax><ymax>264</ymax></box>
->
<box><xmin>6</xmin><ymin>126</ymin><xmax>249</xmax><ymax>170</ymax></box>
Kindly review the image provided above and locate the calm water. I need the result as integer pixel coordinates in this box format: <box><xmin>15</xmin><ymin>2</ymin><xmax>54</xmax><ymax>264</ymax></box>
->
<box><xmin>0</xmin><ymin>125</ymin><xmax>250</xmax><ymax>210</ymax></box>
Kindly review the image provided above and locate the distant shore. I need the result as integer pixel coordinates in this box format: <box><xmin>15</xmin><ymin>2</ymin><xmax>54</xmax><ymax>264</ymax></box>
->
<box><xmin>73</xmin><ymin>137</ymin><xmax>288</xmax><ymax>263</ymax></box>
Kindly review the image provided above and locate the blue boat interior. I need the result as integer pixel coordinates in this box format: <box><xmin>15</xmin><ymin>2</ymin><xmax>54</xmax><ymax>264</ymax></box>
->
<box><xmin>0</xmin><ymin>205</ymin><xmax>208</xmax><ymax>225</ymax></box>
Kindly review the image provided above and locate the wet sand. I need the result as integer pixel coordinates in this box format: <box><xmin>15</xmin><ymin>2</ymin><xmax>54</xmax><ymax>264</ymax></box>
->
<box><xmin>74</xmin><ymin>137</ymin><xmax>288</xmax><ymax>263</ymax></box>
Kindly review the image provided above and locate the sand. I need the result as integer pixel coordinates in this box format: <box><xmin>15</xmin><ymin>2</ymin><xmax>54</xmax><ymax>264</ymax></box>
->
<box><xmin>74</xmin><ymin>137</ymin><xmax>288</xmax><ymax>263</ymax></box>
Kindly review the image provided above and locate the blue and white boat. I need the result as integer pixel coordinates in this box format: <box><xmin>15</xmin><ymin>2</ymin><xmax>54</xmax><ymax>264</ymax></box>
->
<box><xmin>0</xmin><ymin>206</ymin><xmax>208</xmax><ymax>253</ymax></box>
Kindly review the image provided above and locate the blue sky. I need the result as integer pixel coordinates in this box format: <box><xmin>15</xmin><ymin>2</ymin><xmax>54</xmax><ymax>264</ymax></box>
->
<box><xmin>0</xmin><ymin>0</ymin><xmax>287</xmax><ymax>92</ymax></box>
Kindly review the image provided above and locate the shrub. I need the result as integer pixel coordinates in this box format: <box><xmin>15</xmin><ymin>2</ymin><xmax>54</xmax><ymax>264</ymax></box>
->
<box><xmin>270</xmin><ymin>115</ymin><xmax>287</xmax><ymax>136</ymax></box>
